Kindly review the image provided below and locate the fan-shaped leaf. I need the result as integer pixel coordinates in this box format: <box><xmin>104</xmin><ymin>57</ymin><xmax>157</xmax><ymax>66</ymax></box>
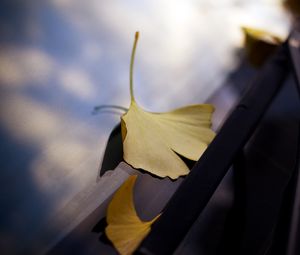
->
<box><xmin>106</xmin><ymin>175</ymin><xmax>159</xmax><ymax>255</ymax></box>
<box><xmin>121</xmin><ymin>32</ymin><xmax>215</xmax><ymax>179</ymax></box>
<box><xmin>122</xmin><ymin>102</ymin><xmax>215</xmax><ymax>179</ymax></box>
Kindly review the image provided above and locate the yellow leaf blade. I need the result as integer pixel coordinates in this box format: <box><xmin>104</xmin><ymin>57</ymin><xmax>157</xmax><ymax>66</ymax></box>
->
<box><xmin>121</xmin><ymin>102</ymin><xmax>215</xmax><ymax>179</ymax></box>
<box><xmin>106</xmin><ymin>175</ymin><xmax>159</xmax><ymax>255</ymax></box>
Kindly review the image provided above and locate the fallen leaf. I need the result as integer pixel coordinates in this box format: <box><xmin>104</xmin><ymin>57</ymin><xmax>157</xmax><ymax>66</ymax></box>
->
<box><xmin>242</xmin><ymin>27</ymin><xmax>283</xmax><ymax>67</ymax></box>
<box><xmin>106</xmin><ymin>175</ymin><xmax>160</xmax><ymax>255</ymax></box>
<box><xmin>121</xmin><ymin>32</ymin><xmax>215</xmax><ymax>179</ymax></box>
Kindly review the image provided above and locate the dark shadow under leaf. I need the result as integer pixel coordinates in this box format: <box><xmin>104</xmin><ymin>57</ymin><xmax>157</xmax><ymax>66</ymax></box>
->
<box><xmin>91</xmin><ymin>217</ymin><xmax>114</xmax><ymax>247</ymax></box>
<box><xmin>91</xmin><ymin>217</ymin><xmax>107</xmax><ymax>233</ymax></box>
<box><xmin>176</xmin><ymin>153</ymin><xmax>196</xmax><ymax>170</ymax></box>
<box><xmin>99</xmin><ymin>123</ymin><xmax>124</xmax><ymax>177</ymax></box>
<box><xmin>99</xmin><ymin>232</ymin><xmax>113</xmax><ymax>246</ymax></box>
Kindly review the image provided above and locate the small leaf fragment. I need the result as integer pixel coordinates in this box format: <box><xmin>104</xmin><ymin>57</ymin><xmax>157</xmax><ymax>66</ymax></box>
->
<box><xmin>242</xmin><ymin>27</ymin><xmax>283</xmax><ymax>67</ymax></box>
<box><xmin>284</xmin><ymin>0</ymin><xmax>300</xmax><ymax>17</ymax></box>
<box><xmin>105</xmin><ymin>175</ymin><xmax>159</xmax><ymax>255</ymax></box>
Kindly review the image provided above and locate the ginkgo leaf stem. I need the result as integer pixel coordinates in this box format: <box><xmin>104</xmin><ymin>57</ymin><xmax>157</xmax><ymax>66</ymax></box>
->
<box><xmin>130</xmin><ymin>31</ymin><xmax>139</xmax><ymax>102</ymax></box>
<box><xmin>93</xmin><ymin>105</ymin><xmax>128</xmax><ymax>114</ymax></box>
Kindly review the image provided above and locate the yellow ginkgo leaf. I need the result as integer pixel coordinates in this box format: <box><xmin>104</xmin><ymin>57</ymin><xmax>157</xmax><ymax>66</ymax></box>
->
<box><xmin>106</xmin><ymin>175</ymin><xmax>160</xmax><ymax>255</ymax></box>
<box><xmin>121</xmin><ymin>32</ymin><xmax>215</xmax><ymax>179</ymax></box>
<box><xmin>242</xmin><ymin>27</ymin><xmax>283</xmax><ymax>67</ymax></box>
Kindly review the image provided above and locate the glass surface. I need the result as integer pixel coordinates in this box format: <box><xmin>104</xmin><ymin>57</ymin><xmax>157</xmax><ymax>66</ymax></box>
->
<box><xmin>0</xmin><ymin>0</ymin><xmax>290</xmax><ymax>254</ymax></box>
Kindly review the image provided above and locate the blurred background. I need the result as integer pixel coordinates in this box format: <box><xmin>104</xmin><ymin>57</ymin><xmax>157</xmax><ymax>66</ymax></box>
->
<box><xmin>0</xmin><ymin>0</ymin><xmax>293</xmax><ymax>254</ymax></box>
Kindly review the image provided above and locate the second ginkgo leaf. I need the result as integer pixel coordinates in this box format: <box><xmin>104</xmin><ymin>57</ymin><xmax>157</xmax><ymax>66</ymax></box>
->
<box><xmin>106</xmin><ymin>175</ymin><xmax>160</xmax><ymax>255</ymax></box>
